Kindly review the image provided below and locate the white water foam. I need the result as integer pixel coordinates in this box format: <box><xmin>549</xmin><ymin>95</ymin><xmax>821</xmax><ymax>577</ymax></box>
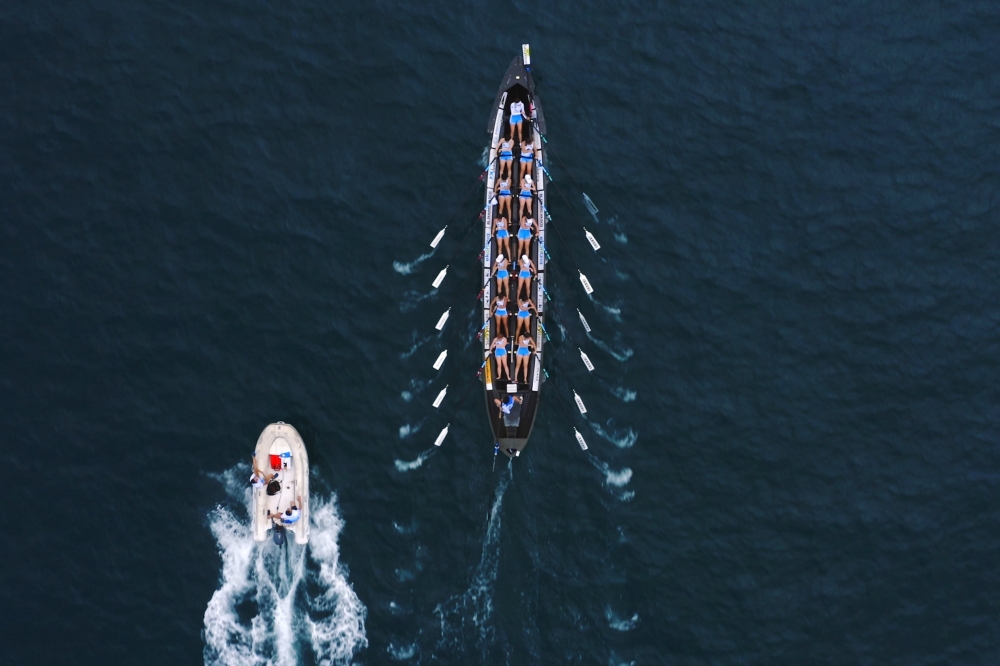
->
<box><xmin>400</xmin><ymin>377</ymin><xmax>431</xmax><ymax>404</ymax></box>
<box><xmin>432</xmin><ymin>465</ymin><xmax>512</xmax><ymax>656</ymax></box>
<box><xmin>586</xmin><ymin>331</ymin><xmax>634</xmax><ymax>362</ymax></box>
<box><xmin>398</xmin><ymin>420</ymin><xmax>424</xmax><ymax>440</ymax></box>
<box><xmin>605</xmin><ymin>607</ymin><xmax>640</xmax><ymax>632</ymax></box>
<box><xmin>587</xmin><ymin>457</ymin><xmax>634</xmax><ymax>501</ymax></box>
<box><xmin>394</xmin><ymin>448</ymin><xmax>436</xmax><ymax>472</ymax></box>
<box><xmin>614</xmin><ymin>232</ymin><xmax>628</xmax><ymax>244</ymax></box>
<box><xmin>393</xmin><ymin>248</ymin><xmax>436</xmax><ymax>276</ymax></box>
<box><xmin>203</xmin><ymin>469</ymin><xmax>367</xmax><ymax>666</ymax></box>
<box><xmin>610</xmin><ymin>386</ymin><xmax>637</xmax><ymax>402</ymax></box>
<box><xmin>589</xmin><ymin>420</ymin><xmax>638</xmax><ymax>449</ymax></box>
<box><xmin>479</xmin><ymin>146</ymin><xmax>490</xmax><ymax>167</ymax></box>
<box><xmin>387</xmin><ymin>641</ymin><xmax>418</xmax><ymax>661</ymax></box>
<box><xmin>392</xmin><ymin>520</ymin><xmax>418</xmax><ymax>535</ymax></box>
<box><xmin>609</xmin><ymin>654</ymin><xmax>637</xmax><ymax>666</ymax></box>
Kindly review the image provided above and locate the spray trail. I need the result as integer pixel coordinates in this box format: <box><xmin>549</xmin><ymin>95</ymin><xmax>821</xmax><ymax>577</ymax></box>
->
<box><xmin>398</xmin><ymin>419</ymin><xmax>425</xmax><ymax>440</ymax></box>
<box><xmin>608</xmin><ymin>385</ymin><xmax>637</xmax><ymax>402</ymax></box>
<box><xmin>394</xmin><ymin>448</ymin><xmax>436</xmax><ymax>472</ymax></box>
<box><xmin>587</xmin><ymin>294</ymin><xmax>623</xmax><ymax>322</ymax></box>
<box><xmin>588</xmin><ymin>420</ymin><xmax>638</xmax><ymax>449</ymax></box>
<box><xmin>400</xmin><ymin>332</ymin><xmax>434</xmax><ymax>360</ymax></box>
<box><xmin>393</xmin><ymin>249</ymin><xmax>437</xmax><ymax>275</ymax></box>
<box><xmin>203</xmin><ymin>468</ymin><xmax>367</xmax><ymax>665</ymax></box>
<box><xmin>587</xmin><ymin>456</ymin><xmax>634</xmax><ymax>501</ymax></box>
<box><xmin>399</xmin><ymin>289</ymin><xmax>439</xmax><ymax>313</ymax></box>
<box><xmin>605</xmin><ymin>606</ymin><xmax>640</xmax><ymax>632</ymax></box>
<box><xmin>586</xmin><ymin>331</ymin><xmax>633</xmax><ymax>362</ymax></box>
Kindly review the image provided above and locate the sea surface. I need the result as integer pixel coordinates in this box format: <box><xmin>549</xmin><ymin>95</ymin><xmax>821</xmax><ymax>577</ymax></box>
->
<box><xmin>4</xmin><ymin>1</ymin><xmax>1000</xmax><ymax>664</ymax></box>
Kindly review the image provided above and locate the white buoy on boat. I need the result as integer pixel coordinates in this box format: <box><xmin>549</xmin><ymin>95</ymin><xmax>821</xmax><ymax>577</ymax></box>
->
<box><xmin>435</xmin><ymin>308</ymin><xmax>451</xmax><ymax>331</ymax></box>
<box><xmin>573</xmin><ymin>390</ymin><xmax>587</xmax><ymax>414</ymax></box>
<box><xmin>434</xmin><ymin>424</ymin><xmax>449</xmax><ymax>447</ymax></box>
<box><xmin>578</xmin><ymin>271</ymin><xmax>594</xmax><ymax>294</ymax></box>
<box><xmin>579</xmin><ymin>348</ymin><xmax>594</xmax><ymax>372</ymax></box>
<box><xmin>430</xmin><ymin>226</ymin><xmax>447</xmax><ymax>248</ymax></box>
<box><xmin>577</xmin><ymin>309</ymin><xmax>591</xmax><ymax>333</ymax></box>
<box><xmin>432</xmin><ymin>265</ymin><xmax>448</xmax><ymax>288</ymax></box>
<box><xmin>432</xmin><ymin>385</ymin><xmax>448</xmax><ymax>408</ymax></box>
<box><xmin>433</xmin><ymin>349</ymin><xmax>448</xmax><ymax>370</ymax></box>
<box><xmin>574</xmin><ymin>428</ymin><xmax>589</xmax><ymax>451</ymax></box>
<box><xmin>584</xmin><ymin>228</ymin><xmax>601</xmax><ymax>252</ymax></box>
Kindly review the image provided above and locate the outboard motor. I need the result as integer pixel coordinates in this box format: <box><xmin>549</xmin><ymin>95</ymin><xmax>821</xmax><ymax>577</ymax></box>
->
<box><xmin>272</xmin><ymin>525</ymin><xmax>286</xmax><ymax>546</ymax></box>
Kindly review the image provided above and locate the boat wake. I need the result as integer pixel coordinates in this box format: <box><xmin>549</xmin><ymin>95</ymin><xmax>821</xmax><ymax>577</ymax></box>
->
<box><xmin>394</xmin><ymin>448</ymin><xmax>436</xmax><ymax>472</ymax></box>
<box><xmin>432</xmin><ymin>465</ymin><xmax>512</xmax><ymax>657</ymax></box>
<box><xmin>586</xmin><ymin>331</ymin><xmax>633</xmax><ymax>362</ymax></box>
<box><xmin>588</xmin><ymin>419</ymin><xmax>638</xmax><ymax>449</ymax></box>
<box><xmin>393</xmin><ymin>249</ymin><xmax>437</xmax><ymax>276</ymax></box>
<box><xmin>203</xmin><ymin>469</ymin><xmax>367</xmax><ymax>666</ymax></box>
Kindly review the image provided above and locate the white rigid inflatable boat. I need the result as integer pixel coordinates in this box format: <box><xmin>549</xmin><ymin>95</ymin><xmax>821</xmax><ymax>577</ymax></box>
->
<box><xmin>252</xmin><ymin>422</ymin><xmax>310</xmax><ymax>545</ymax></box>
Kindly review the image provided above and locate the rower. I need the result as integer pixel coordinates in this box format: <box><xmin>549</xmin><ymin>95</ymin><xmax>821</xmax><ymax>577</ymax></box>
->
<box><xmin>519</xmin><ymin>139</ymin><xmax>534</xmax><ymax>177</ymax></box>
<box><xmin>509</xmin><ymin>99</ymin><xmax>526</xmax><ymax>144</ymax></box>
<box><xmin>518</xmin><ymin>173</ymin><xmax>534</xmax><ymax>219</ymax></box>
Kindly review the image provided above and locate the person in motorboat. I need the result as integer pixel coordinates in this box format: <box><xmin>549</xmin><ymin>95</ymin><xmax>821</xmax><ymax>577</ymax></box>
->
<box><xmin>493</xmin><ymin>215</ymin><xmax>511</xmax><ymax>260</ymax></box>
<box><xmin>494</xmin><ymin>393</ymin><xmax>523</xmax><ymax>416</ymax></box>
<box><xmin>491</xmin><ymin>334</ymin><xmax>511</xmax><ymax>381</ymax></box>
<box><xmin>509</xmin><ymin>99</ymin><xmax>526</xmax><ymax>144</ymax></box>
<box><xmin>492</xmin><ymin>253</ymin><xmax>510</xmax><ymax>296</ymax></box>
<box><xmin>516</xmin><ymin>254</ymin><xmax>535</xmax><ymax>299</ymax></box>
<box><xmin>270</xmin><ymin>495</ymin><xmax>303</xmax><ymax>526</ymax></box>
<box><xmin>516</xmin><ymin>217</ymin><xmax>534</xmax><ymax>259</ymax></box>
<box><xmin>249</xmin><ymin>455</ymin><xmax>276</xmax><ymax>489</ymax></box>
<box><xmin>495</xmin><ymin>174</ymin><xmax>513</xmax><ymax>218</ymax></box>
<box><xmin>518</xmin><ymin>173</ymin><xmax>534</xmax><ymax>219</ymax></box>
<box><xmin>491</xmin><ymin>293</ymin><xmax>510</xmax><ymax>337</ymax></box>
<box><xmin>514</xmin><ymin>334</ymin><xmax>536</xmax><ymax>383</ymax></box>
<box><xmin>495</xmin><ymin>135</ymin><xmax>515</xmax><ymax>180</ymax></box>
<box><xmin>519</xmin><ymin>138</ymin><xmax>534</xmax><ymax>178</ymax></box>
<box><xmin>515</xmin><ymin>297</ymin><xmax>536</xmax><ymax>337</ymax></box>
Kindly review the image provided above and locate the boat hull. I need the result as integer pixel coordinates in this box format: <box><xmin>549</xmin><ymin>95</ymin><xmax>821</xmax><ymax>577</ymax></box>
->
<box><xmin>482</xmin><ymin>52</ymin><xmax>547</xmax><ymax>458</ymax></box>
<box><xmin>251</xmin><ymin>422</ymin><xmax>310</xmax><ymax>544</ymax></box>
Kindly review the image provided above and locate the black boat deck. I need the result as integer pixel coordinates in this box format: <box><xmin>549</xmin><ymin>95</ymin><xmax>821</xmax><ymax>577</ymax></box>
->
<box><xmin>481</xmin><ymin>53</ymin><xmax>547</xmax><ymax>458</ymax></box>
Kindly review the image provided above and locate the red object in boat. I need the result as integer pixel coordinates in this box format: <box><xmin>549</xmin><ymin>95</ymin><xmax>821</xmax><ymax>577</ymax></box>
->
<box><xmin>269</xmin><ymin>454</ymin><xmax>282</xmax><ymax>470</ymax></box>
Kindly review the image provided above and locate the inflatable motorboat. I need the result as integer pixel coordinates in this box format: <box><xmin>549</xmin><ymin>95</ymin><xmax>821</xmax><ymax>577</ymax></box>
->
<box><xmin>251</xmin><ymin>422</ymin><xmax>309</xmax><ymax>545</ymax></box>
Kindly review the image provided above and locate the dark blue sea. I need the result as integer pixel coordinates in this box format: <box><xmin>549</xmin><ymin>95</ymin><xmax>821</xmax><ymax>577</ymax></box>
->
<box><xmin>5</xmin><ymin>1</ymin><xmax>1000</xmax><ymax>664</ymax></box>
